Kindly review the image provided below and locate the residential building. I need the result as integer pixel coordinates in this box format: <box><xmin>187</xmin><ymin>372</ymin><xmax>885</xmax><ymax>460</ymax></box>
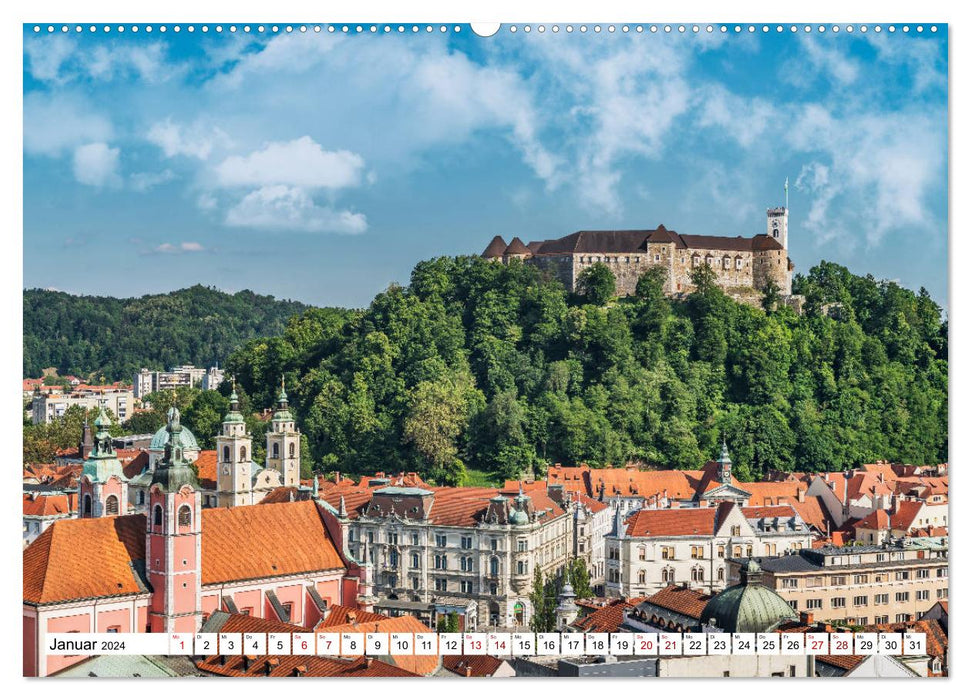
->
<box><xmin>22</xmin><ymin>493</ymin><xmax>73</xmax><ymax>548</ymax></box>
<box><xmin>31</xmin><ymin>387</ymin><xmax>133</xmax><ymax>424</ymax></box>
<box><xmin>728</xmin><ymin>543</ymin><xmax>949</xmax><ymax>626</ymax></box>
<box><xmin>133</xmin><ymin>364</ymin><xmax>223</xmax><ymax>398</ymax></box>
<box><xmin>605</xmin><ymin>502</ymin><xmax>813</xmax><ymax>597</ymax></box>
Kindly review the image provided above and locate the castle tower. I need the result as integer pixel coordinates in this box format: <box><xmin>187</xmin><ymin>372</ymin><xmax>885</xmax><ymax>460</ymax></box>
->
<box><xmin>767</xmin><ymin>206</ymin><xmax>788</xmax><ymax>250</ymax></box>
<box><xmin>79</xmin><ymin>408</ymin><xmax>128</xmax><ymax>518</ymax></box>
<box><xmin>216</xmin><ymin>385</ymin><xmax>254</xmax><ymax>507</ymax></box>
<box><xmin>717</xmin><ymin>440</ymin><xmax>733</xmax><ymax>484</ymax></box>
<box><xmin>265</xmin><ymin>378</ymin><xmax>300</xmax><ymax>487</ymax></box>
<box><xmin>146</xmin><ymin>407</ymin><xmax>202</xmax><ymax>633</ymax></box>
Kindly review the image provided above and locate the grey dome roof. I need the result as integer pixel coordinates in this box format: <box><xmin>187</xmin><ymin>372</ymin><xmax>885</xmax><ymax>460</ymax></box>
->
<box><xmin>149</xmin><ymin>423</ymin><xmax>200</xmax><ymax>452</ymax></box>
<box><xmin>700</xmin><ymin>560</ymin><xmax>797</xmax><ymax>633</ymax></box>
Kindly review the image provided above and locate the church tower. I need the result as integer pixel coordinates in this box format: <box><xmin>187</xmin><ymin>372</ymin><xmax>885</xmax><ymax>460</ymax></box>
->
<box><xmin>265</xmin><ymin>378</ymin><xmax>300</xmax><ymax>487</ymax></box>
<box><xmin>216</xmin><ymin>385</ymin><xmax>253</xmax><ymax>507</ymax></box>
<box><xmin>79</xmin><ymin>408</ymin><xmax>128</xmax><ymax>518</ymax></box>
<box><xmin>146</xmin><ymin>407</ymin><xmax>202</xmax><ymax>633</ymax></box>
<box><xmin>717</xmin><ymin>440</ymin><xmax>733</xmax><ymax>484</ymax></box>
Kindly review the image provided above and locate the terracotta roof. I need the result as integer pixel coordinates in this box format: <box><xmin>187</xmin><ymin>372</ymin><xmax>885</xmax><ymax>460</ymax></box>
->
<box><xmin>201</xmin><ymin>501</ymin><xmax>344</xmax><ymax>585</ymax></box>
<box><xmin>573</xmin><ymin>598</ymin><xmax>645</xmax><ymax>633</ymax></box>
<box><xmin>787</xmin><ymin>496</ymin><xmax>836</xmax><ymax>534</ymax></box>
<box><xmin>211</xmin><ymin>612</ymin><xmax>310</xmax><ymax>636</ymax></box>
<box><xmin>504</xmin><ymin>237</ymin><xmax>531</xmax><ymax>255</ymax></box>
<box><xmin>644</xmin><ymin>585</ymin><xmax>712</xmax><ymax>620</ymax></box>
<box><xmin>855</xmin><ymin>509</ymin><xmax>891</xmax><ymax>531</ymax></box>
<box><xmin>23</xmin><ymin>493</ymin><xmax>72</xmax><ymax>517</ymax></box>
<box><xmin>575</xmin><ymin>493</ymin><xmax>609</xmax><ymax>513</ymax></box>
<box><xmin>864</xmin><ymin>619</ymin><xmax>947</xmax><ymax>658</ymax></box>
<box><xmin>122</xmin><ymin>451</ymin><xmax>150</xmax><ymax>479</ymax></box>
<box><xmin>260</xmin><ymin>486</ymin><xmax>302</xmax><ymax>504</ymax></box>
<box><xmin>481</xmin><ymin>235</ymin><xmax>508</xmax><ymax>258</ymax></box>
<box><xmin>320</xmin><ymin>613</ymin><xmax>436</xmax><ymax>675</ymax></box>
<box><xmin>196</xmin><ymin>654</ymin><xmax>418</xmax><ymax>678</ymax></box>
<box><xmin>816</xmin><ymin>655</ymin><xmax>865</xmax><ymax>671</ymax></box>
<box><xmin>318</xmin><ymin>604</ymin><xmax>388</xmax><ymax>628</ymax></box>
<box><xmin>587</xmin><ymin>467</ymin><xmax>701</xmax><ymax>501</ymax></box>
<box><xmin>193</xmin><ymin>450</ymin><xmax>218</xmax><ymax>490</ymax></box>
<box><xmin>23</xmin><ymin>514</ymin><xmax>147</xmax><ymax>605</ymax></box>
<box><xmin>442</xmin><ymin>655</ymin><xmax>505</xmax><ymax>677</ymax></box>
<box><xmin>625</xmin><ymin>507</ymin><xmax>721</xmax><ymax>537</ymax></box>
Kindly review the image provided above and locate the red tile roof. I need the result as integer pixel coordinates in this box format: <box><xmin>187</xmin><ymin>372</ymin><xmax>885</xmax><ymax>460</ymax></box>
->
<box><xmin>319</xmin><ymin>611</ymin><xmax>436</xmax><ymax>675</ymax></box>
<box><xmin>193</xmin><ymin>450</ymin><xmax>218</xmax><ymax>490</ymax></box>
<box><xmin>864</xmin><ymin>619</ymin><xmax>947</xmax><ymax>659</ymax></box>
<box><xmin>214</xmin><ymin>612</ymin><xmax>309</xmax><ymax>635</ymax></box>
<box><xmin>643</xmin><ymin>585</ymin><xmax>712</xmax><ymax>619</ymax></box>
<box><xmin>318</xmin><ymin>604</ymin><xmax>388</xmax><ymax>628</ymax></box>
<box><xmin>817</xmin><ymin>655</ymin><xmax>865</xmax><ymax>671</ymax></box>
<box><xmin>196</xmin><ymin>654</ymin><xmax>418</xmax><ymax>678</ymax></box>
<box><xmin>201</xmin><ymin>501</ymin><xmax>345</xmax><ymax>585</ymax></box>
<box><xmin>625</xmin><ymin>508</ymin><xmax>719</xmax><ymax>537</ymax></box>
<box><xmin>23</xmin><ymin>514</ymin><xmax>147</xmax><ymax>605</ymax></box>
<box><xmin>22</xmin><ymin>493</ymin><xmax>72</xmax><ymax>517</ymax></box>
<box><xmin>442</xmin><ymin>655</ymin><xmax>505</xmax><ymax>677</ymax></box>
<box><xmin>574</xmin><ymin>598</ymin><xmax>646</xmax><ymax>633</ymax></box>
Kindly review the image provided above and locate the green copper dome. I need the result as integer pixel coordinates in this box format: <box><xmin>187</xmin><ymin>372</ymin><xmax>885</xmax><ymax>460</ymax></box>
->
<box><xmin>151</xmin><ymin>407</ymin><xmax>200</xmax><ymax>492</ymax></box>
<box><xmin>81</xmin><ymin>407</ymin><xmax>126</xmax><ymax>484</ymax></box>
<box><xmin>699</xmin><ymin>560</ymin><xmax>797</xmax><ymax>633</ymax></box>
<box><xmin>149</xmin><ymin>421</ymin><xmax>200</xmax><ymax>451</ymax></box>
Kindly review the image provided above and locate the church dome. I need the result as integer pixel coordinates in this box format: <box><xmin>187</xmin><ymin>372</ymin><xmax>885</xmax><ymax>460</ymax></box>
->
<box><xmin>149</xmin><ymin>422</ymin><xmax>200</xmax><ymax>452</ymax></box>
<box><xmin>699</xmin><ymin>560</ymin><xmax>797</xmax><ymax>633</ymax></box>
<box><xmin>509</xmin><ymin>509</ymin><xmax>529</xmax><ymax>526</ymax></box>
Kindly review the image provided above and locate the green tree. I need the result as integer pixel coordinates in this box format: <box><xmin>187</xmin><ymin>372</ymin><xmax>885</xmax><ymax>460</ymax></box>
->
<box><xmin>567</xmin><ymin>558</ymin><xmax>594</xmax><ymax>599</ymax></box>
<box><xmin>575</xmin><ymin>263</ymin><xmax>616</xmax><ymax>306</ymax></box>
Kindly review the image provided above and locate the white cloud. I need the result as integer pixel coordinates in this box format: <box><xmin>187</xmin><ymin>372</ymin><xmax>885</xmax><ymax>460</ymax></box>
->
<box><xmin>696</xmin><ymin>85</ymin><xmax>777</xmax><ymax>148</ymax></box>
<box><xmin>23</xmin><ymin>93</ymin><xmax>112</xmax><ymax>157</ymax></box>
<box><xmin>225</xmin><ymin>185</ymin><xmax>367</xmax><ymax>234</ymax></box>
<box><xmin>24</xmin><ymin>35</ymin><xmax>76</xmax><ymax>83</ymax></box>
<box><xmin>214</xmin><ymin>136</ymin><xmax>365</xmax><ymax>190</ymax></box>
<box><xmin>24</xmin><ymin>35</ymin><xmax>179</xmax><ymax>84</ymax></box>
<box><xmin>72</xmin><ymin>143</ymin><xmax>121</xmax><ymax>187</ymax></box>
<box><xmin>130</xmin><ymin>169</ymin><xmax>175</xmax><ymax>192</ymax></box>
<box><xmin>147</xmin><ymin>119</ymin><xmax>231</xmax><ymax>160</ymax></box>
<box><xmin>153</xmin><ymin>241</ymin><xmax>207</xmax><ymax>254</ymax></box>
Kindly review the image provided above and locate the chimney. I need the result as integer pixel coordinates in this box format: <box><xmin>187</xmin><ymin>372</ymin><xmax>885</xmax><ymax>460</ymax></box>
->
<box><xmin>797</xmin><ymin>488</ymin><xmax>806</xmax><ymax>503</ymax></box>
<box><xmin>365</xmin><ymin>657</ymin><xmax>374</xmax><ymax>669</ymax></box>
<box><xmin>242</xmin><ymin>655</ymin><xmax>255</xmax><ymax>671</ymax></box>
<box><xmin>465</xmin><ymin>665</ymin><xmax>473</xmax><ymax>677</ymax></box>
<box><xmin>347</xmin><ymin>611</ymin><xmax>357</xmax><ymax>624</ymax></box>
<box><xmin>334</xmin><ymin>471</ymin><xmax>341</xmax><ymax>484</ymax></box>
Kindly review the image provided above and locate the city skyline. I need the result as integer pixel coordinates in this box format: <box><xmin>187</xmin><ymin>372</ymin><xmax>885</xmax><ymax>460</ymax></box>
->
<box><xmin>24</xmin><ymin>25</ymin><xmax>948</xmax><ymax>308</ymax></box>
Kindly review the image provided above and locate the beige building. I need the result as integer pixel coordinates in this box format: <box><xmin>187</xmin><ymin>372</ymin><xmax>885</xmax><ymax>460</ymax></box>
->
<box><xmin>31</xmin><ymin>388</ymin><xmax>133</xmax><ymax>424</ymax></box>
<box><xmin>482</xmin><ymin>207</ymin><xmax>793</xmax><ymax>301</ymax></box>
<box><xmin>319</xmin><ymin>483</ymin><xmax>574</xmax><ymax>630</ymax></box>
<box><xmin>730</xmin><ymin>543</ymin><xmax>949</xmax><ymax>626</ymax></box>
<box><xmin>605</xmin><ymin>502</ymin><xmax>813</xmax><ymax>598</ymax></box>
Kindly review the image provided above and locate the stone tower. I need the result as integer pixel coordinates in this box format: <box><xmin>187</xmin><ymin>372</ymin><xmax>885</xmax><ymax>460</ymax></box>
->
<box><xmin>146</xmin><ymin>407</ymin><xmax>202</xmax><ymax>633</ymax></box>
<box><xmin>767</xmin><ymin>206</ymin><xmax>788</xmax><ymax>250</ymax></box>
<box><xmin>265</xmin><ymin>378</ymin><xmax>300</xmax><ymax>487</ymax></box>
<box><xmin>79</xmin><ymin>408</ymin><xmax>128</xmax><ymax>518</ymax></box>
<box><xmin>216</xmin><ymin>386</ymin><xmax>253</xmax><ymax>507</ymax></box>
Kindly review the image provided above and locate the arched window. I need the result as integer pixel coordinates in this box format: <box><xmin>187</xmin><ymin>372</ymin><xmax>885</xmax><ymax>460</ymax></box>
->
<box><xmin>83</xmin><ymin>494</ymin><xmax>92</xmax><ymax>516</ymax></box>
<box><xmin>638</xmin><ymin>570</ymin><xmax>646</xmax><ymax>584</ymax></box>
<box><xmin>289</xmin><ymin>443</ymin><xmax>296</xmax><ymax>458</ymax></box>
<box><xmin>105</xmin><ymin>495</ymin><xmax>119</xmax><ymax>516</ymax></box>
<box><xmin>272</xmin><ymin>443</ymin><xmax>280</xmax><ymax>459</ymax></box>
<box><xmin>178</xmin><ymin>505</ymin><xmax>192</xmax><ymax>528</ymax></box>
<box><xmin>717</xmin><ymin>567</ymin><xmax>725</xmax><ymax>581</ymax></box>
<box><xmin>240</xmin><ymin>446</ymin><xmax>247</xmax><ymax>462</ymax></box>
<box><xmin>153</xmin><ymin>504</ymin><xmax>163</xmax><ymax>527</ymax></box>
<box><xmin>223</xmin><ymin>446</ymin><xmax>230</xmax><ymax>462</ymax></box>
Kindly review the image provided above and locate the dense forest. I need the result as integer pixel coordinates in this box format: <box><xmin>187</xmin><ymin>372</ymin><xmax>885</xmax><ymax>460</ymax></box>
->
<box><xmin>216</xmin><ymin>257</ymin><xmax>948</xmax><ymax>485</ymax></box>
<box><xmin>23</xmin><ymin>285</ymin><xmax>307</xmax><ymax>380</ymax></box>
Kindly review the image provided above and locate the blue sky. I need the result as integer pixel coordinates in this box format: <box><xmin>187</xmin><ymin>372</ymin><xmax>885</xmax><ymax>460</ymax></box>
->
<box><xmin>23</xmin><ymin>25</ymin><xmax>948</xmax><ymax>308</ymax></box>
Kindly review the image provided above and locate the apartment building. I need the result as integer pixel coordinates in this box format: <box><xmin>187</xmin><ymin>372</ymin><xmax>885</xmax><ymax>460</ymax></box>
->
<box><xmin>729</xmin><ymin>543</ymin><xmax>949</xmax><ymax>626</ymax></box>
<box><xmin>31</xmin><ymin>388</ymin><xmax>133</xmax><ymax>424</ymax></box>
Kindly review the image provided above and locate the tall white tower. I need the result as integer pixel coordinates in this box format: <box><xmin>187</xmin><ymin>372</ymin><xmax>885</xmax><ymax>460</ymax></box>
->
<box><xmin>266</xmin><ymin>378</ymin><xmax>300</xmax><ymax>487</ymax></box>
<box><xmin>216</xmin><ymin>384</ymin><xmax>253</xmax><ymax>507</ymax></box>
<box><xmin>767</xmin><ymin>206</ymin><xmax>788</xmax><ymax>249</ymax></box>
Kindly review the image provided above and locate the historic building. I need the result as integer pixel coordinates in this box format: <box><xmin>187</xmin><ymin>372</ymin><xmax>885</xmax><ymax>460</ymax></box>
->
<box><xmin>23</xmin><ymin>408</ymin><xmax>371</xmax><ymax>677</ymax></box>
<box><xmin>604</xmin><ymin>501</ymin><xmax>813</xmax><ymax>598</ymax></box>
<box><xmin>316</xmin><ymin>482</ymin><xmax>574</xmax><ymax>630</ymax></box>
<box><xmin>482</xmin><ymin>206</ymin><xmax>794</xmax><ymax>302</ymax></box>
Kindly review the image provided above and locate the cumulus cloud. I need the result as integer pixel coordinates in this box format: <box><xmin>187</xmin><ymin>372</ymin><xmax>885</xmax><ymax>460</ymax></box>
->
<box><xmin>24</xmin><ymin>35</ymin><xmax>180</xmax><ymax>84</ymax></box>
<box><xmin>130</xmin><ymin>169</ymin><xmax>175</xmax><ymax>192</ymax></box>
<box><xmin>147</xmin><ymin>119</ymin><xmax>231</xmax><ymax>160</ymax></box>
<box><xmin>72</xmin><ymin>143</ymin><xmax>121</xmax><ymax>187</ymax></box>
<box><xmin>23</xmin><ymin>93</ymin><xmax>112</xmax><ymax>157</ymax></box>
<box><xmin>214</xmin><ymin>136</ymin><xmax>365</xmax><ymax>189</ymax></box>
<box><xmin>152</xmin><ymin>241</ymin><xmax>207</xmax><ymax>254</ymax></box>
<box><xmin>225</xmin><ymin>185</ymin><xmax>367</xmax><ymax>234</ymax></box>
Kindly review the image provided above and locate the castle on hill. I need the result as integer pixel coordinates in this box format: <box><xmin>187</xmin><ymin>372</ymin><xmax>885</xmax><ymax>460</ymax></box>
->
<box><xmin>482</xmin><ymin>206</ymin><xmax>795</xmax><ymax>304</ymax></box>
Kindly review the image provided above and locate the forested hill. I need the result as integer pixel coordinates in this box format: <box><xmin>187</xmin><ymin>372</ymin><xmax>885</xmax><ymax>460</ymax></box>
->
<box><xmin>23</xmin><ymin>285</ymin><xmax>308</xmax><ymax>380</ymax></box>
<box><xmin>224</xmin><ymin>257</ymin><xmax>948</xmax><ymax>485</ymax></box>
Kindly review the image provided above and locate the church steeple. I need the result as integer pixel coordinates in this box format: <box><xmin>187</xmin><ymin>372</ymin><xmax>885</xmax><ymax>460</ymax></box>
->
<box><xmin>216</xmin><ymin>377</ymin><xmax>253</xmax><ymax>507</ymax></box>
<box><xmin>79</xmin><ymin>408</ymin><xmax>128</xmax><ymax>518</ymax></box>
<box><xmin>151</xmin><ymin>407</ymin><xmax>200</xmax><ymax>492</ymax></box>
<box><xmin>717</xmin><ymin>440</ymin><xmax>733</xmax><ymax>484</ymax></box>
<box><xmin>266</xmin><ymin>376</ymin><xmax>300</xmax><ymax>487</ymax></box>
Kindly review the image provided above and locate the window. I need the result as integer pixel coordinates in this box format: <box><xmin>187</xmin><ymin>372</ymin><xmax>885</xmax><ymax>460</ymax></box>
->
<box><xmin>83</xmin><ymin>494</ymin><xmax>92</xmax><ymax>517</ymax></box>
<box><xmin>917</xmin><ymin>568</ymin><xmax>930</xmax><ymax>579</ymax></box>
<box><xmin>691</xmin><ymin>546</ymin><xmax>703</xmax><ymax>559</ymax></box>
<box><xmin>240</xmin><ymin>446</ymin><xmax>247</xmax><ymax>461</ymax></box>
<box><xmin>517</xmin><ymin>560</ymin><xmax>527</xmax><ymax>575</ymax></box>
<box><xmin>654</xmin><ymin>255</ymin><xmax>660</xmax><ymax>262</ymax></box>
<box><xmin>107</xmin><ymin>626</ymin><xmax>120</xmax><ymax>633</ymax></box>
<box><xmin>491</xmin><ymin>539</ymin><xmax>499</xmax><ymax>551</ymax></box>
<box><xmin>853</xmin><ymin>596</ymin><xmax>868</xmax><ymax>607</ymax></box>
<box><xmin>490</xmin><ymin>557</ymin><xmax>499</xmax><ymax>576</ymax></box>
<box><xmin>460</xmin><ymin>580</ymin><xmax>473</xmax><ymax>594</ymax></box>
<box><xmin>746</xmin><ymin>545</ymin><xmax>753</xmax><ymax>558</ymax></box>
<box><xmin>875</xmin><ymin>594</ymin><xmax>889</xmax><ymax>605</ymax></box>
<box><xmin>435</xmin><ymin>579</ymin><xmax>448</xmax><ymax>592</ymax></box>
<box><xmin>661</xmin><ymin>546</ymin><xmax>674</xmax><ymax>560</ymax></box>
<box><xmin>153</xmin><ymin>504</ymin><xmax>163</xmax><ymax>527</ymax></box>
<box><xmin>831</xmin><ymin>576</ymin><xmax>847</xmax><ymax>586</ymax></box>
<box><xmin>895</xmin><ymin>592</ymin><xmax>910</xmax><ymax>603</ymax></box>
<box><xmin>389</xmin><ymin>549</ymin><xmax>399</xmax><ymax>567</ymax></box>
<box><xmin>289</xmin><ymin>443</ymin><xmax>295</xmax><ymax>458</ymax></box>
<box><xmin>936</xmin><ymin>567</ymin><xmax>947</xmax><ymax>577</ymax></box>
<box><xmin>638</xmin><ymin>571</ymin><xmax>646</xmax><ymax>584</ymax></box>
<box><xmin>731</xmin><ymin>526</ymin><xmax>741</xmax><ymax>536</ymax></box>
<box><xmin>917</xmin><ymin>590</ymin><xmax>930</xmax><ymax>601</ymax></box>
<box><xmin>781</xmin><ymin>578</ymin><xmax>799</xmax><ymax>589</ymax></box>
<box><xmin>241</xmin><ymin>607</ymin><xmax>253</xmax><ymax>616</ymax></box>
<box><xmin>412</xmin><ymin>533</ymin><xmax>419</xmax><ymax>546</ymax></box>
<box><xmin>638</xmin><ymin>546</ymin><xmax>647</xmax><ymax>560</ymax></box>
<box><xmin>937</xmin><ymin>589</ymin><xmax>947</xmax><ymax>599</ymax></box>
<box><xmin>282</xmin><ymin>603</ymin><xmax>292</xmax><ymax>619</ymax></box>
<box><xmin>411</xmin><ymin>552</ymin><xmax>420</xmax><ymax>569</ymax></box>
<box><xmin>435</xmin><ymin>555</ymin><xmax>447</xmax><ymax>570</ymax></box>
<box><xmin>717</xmin><ymin>567</ymin><xmax>724</xmax><ymax>581</ymax></box>
<box><xmin>717</xmin><ymin>545</ymin><xmax>725</xmax><ymax>558</ymax></box>
<box><xmin>691</xmin><ymin>567</ymin><xmax>704</xmax><ymax>582</ymax></box>
<box><xmin>733</xmin><ymin>546</ymin><xmax>742</xmax><ymax>558</ymax></box>
<box><xmin>875</xmin><ymin>615</ymin><xmax>889</xmax><ymax>624</ymax></box>
<box><xmin>223</xmin><ymin>446</ymin><xmax>230</xmax><ymax>462</ymax></box>
<box><xmin>461</xmin><ymin>536</ymin><xmax>473</xmax><ymax>549</ymax></box>
<box><xmin>436</xmin><ymin>534</ymin><xmax>447</xmax><ymax>547</ymax></box>
<box><xmin>412</xmin><ymin>577</ymin><xmax>420</xmax><ymax>590</ymax></box>
<box><xmin>518</xmin><ymin>540</ymin><xmax>528</xmax><ymax>552</ymax></box>
<box><xmin>368</xmin><ymin>531</ymin><xmax>374</xmax><ymax>544</ymax></box>
<box><xmin>177</xmin><ymin>505</ymin><xmax>192</xmax><ymax>528</ymax></box>
<box><xmin>806</xmin><ymin>599</ymin><xmax>822</xmax><ymax>610</ymax></box>
<box><xmin>105</xmin><ymin>495</ymin><xmax>119</xmax><ymax>516</ymax></box>
<box><xmin>895</xmin><ymin>571</ymin><xmax>910</xmax><ymax>581</ymax></box>
<box><xmin>272</xmin><ymin>443</ymin><xmax>280</xmax><ymax>459</ymax></box>
<box><xmin>853</xmin><ymin>574</ymin><xmax>869</xmax><ymax>585</ymax></box>
<box><xmin>460</xmin><ymin>556</ymin><xmax>473</xmax><ymax>572</ymax></box>
<box><xmin>137</xmin><ymin>491</ymin><xmax>145</xmax><ymax>505</ymax></box>
<box><xmin>896</xmin><ymin>613</ymin><xmax>911</xmax><ymax>623</ymax></box>
<box><xmin>831</xmin><ymin>597</ymin><xmax>846</xmax><ymax>608</ymax></box>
